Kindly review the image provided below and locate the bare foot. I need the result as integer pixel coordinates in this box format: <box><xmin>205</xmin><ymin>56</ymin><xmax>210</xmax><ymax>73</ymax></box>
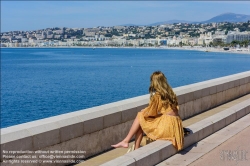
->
<box><xmin>111</xmin><ymin>141</ymin><xmax>129</xmax><ymax>148</ymax></box>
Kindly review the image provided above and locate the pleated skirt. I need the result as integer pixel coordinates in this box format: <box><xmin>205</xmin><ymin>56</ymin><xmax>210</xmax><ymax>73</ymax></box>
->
<box><xmin>138</xmin><ymin>112</ymin><xmax>184</xmax><ymax>151</ymax></box>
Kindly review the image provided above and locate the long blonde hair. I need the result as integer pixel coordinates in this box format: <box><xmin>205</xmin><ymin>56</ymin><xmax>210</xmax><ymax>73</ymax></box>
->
<box><xmin>149</xmin><ymin>71</ymin><xmax>178</xmax><ymax>107</ymax></box>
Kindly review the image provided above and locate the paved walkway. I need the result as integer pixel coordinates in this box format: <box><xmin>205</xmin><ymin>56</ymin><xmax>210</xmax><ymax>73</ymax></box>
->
<box><xmin>189</xmin><ymin>126</ymin><xmax>250</xmax><ymax>166</ymax></box>
<box><xmin>156</xmin><ymin>113</ymin><xmax>250</xmax><ymax>166</ymax></box>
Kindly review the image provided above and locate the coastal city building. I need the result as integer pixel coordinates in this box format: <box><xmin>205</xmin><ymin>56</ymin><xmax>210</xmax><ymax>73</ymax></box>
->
<box><xmin>1</xmin><ymin>21</ymin><xmax>250</xmax><ymax>48</ymax></box>
<box><xmin>226</xmin><ymin>31</ymin><xmax>250</xmax><ymax>43</ymax></box>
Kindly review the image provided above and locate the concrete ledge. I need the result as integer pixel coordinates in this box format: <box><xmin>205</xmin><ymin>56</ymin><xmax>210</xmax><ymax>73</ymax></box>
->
<box><xmin>156</xmin><ymin>114</ymin><xmax>250</xmax><ymax>166</ymax></box>
<box><xmin>101</xmin><ymin>99</ymin><xmax>250</xmax><ymax>166</ymax></box>
<box><xmin>1</xmin><ymin>71</ymin><xmax>250</xmax><ymax>161</ymax></box>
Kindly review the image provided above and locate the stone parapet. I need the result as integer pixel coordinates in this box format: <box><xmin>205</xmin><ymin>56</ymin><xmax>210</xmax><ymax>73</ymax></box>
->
<box><xmin>1</xmin><ymin>71</ymin><xmax>250</xmax><ymax>164</ymax></box>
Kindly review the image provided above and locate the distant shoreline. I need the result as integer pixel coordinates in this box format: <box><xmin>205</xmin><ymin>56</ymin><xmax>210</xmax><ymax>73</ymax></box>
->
<box><xmin>1</xmin><ymin>46</ymin><xmax>249</xmax><ymax>55</ymax></box>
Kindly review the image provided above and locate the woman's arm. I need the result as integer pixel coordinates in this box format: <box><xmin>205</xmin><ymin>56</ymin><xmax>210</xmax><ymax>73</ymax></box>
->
<box><xmin>166</xmin><ymin>105</ymin><xmax>180</xmax><ymax>116</ymax></box>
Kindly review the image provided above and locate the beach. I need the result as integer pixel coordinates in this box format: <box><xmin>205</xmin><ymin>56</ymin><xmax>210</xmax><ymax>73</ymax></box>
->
<box><xmin>2</xmin><ymin>46</ymin><xmax>249</xmax><ymax>55</ymax></box>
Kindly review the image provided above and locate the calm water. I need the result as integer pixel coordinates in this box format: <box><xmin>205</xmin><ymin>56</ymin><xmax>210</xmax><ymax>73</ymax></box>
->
<box><xmin>1</xmin><ymin>48</ymin><xmax>250</xmax><ymax>128</ymax></box>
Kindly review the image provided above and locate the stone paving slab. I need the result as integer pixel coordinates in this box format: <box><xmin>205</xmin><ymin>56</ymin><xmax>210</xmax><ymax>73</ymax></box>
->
<box><xmin>189</xmin><ymin>124</ymin><xmax>250</xmax><ymax>166</ymax></box>
<box><xmin>156</xmin><ymin>114</ymin><xmax>250</xmax><ymax>166</ymax></box>
<box><xmin>75</xmin><ymin>141</ymin><xmax>137</xmax><ymax>166</ymax></box>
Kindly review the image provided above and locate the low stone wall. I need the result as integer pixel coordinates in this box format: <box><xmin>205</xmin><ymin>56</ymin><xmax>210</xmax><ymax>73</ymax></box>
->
<box><xmin>1</xmin><ymin>71</ymin><xmax>250</xmax><ymax>165</ymax></box>
<box><xmin>101</xmin><ymin>98</ymin><xmax>250</xmax><ymax>166</ymax></box>
<box><xmin>176</xmin><ymin>71</ymin><xmax>250</xmax><ymax>120</ymax></box>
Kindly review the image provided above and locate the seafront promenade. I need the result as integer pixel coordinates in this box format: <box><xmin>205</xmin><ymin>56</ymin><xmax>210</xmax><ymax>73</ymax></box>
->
<box><xmin>1</xmin><ymin>71</ymin><xmax>250</xmax><ymax>166</ymax></box>
<box><xmin>1</xmin><ymin>46</ymin><xmax>249</xmax><ymax>55</ymax></box>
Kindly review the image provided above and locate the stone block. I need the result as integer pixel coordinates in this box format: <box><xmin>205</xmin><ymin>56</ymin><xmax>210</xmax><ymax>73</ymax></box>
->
<box><xmin>246</xmin><ymin>83</ymin><xmax>250</xmax><ymax>93</ymax></box>
<box><xmin>76</xmin><ymin>131</ymin><xmax>102</xmax><ymax>158</ymax></box>
<box><xmin>211</xmin><ymin>114</ymin><xmax>226</xmax><ymax>132</ymax></box>
<box><xmin>1</xmin><ymin>127</ymin><xmax>31</xmax><ymax>144</ymax></box>
<box><xmin>230</xmin><ymin>87</ymin><xmax>237</xmax><ymax>100</ymax></box>
<box><xmin>159</xmin><ymin>141</ymin><xmax>177</xmax><ymax>161</ymax></box>
<box><xmin>225</xmin><ymin>112</ymin><xmax>237</xmax><ymax>126</ymax></box>
<box><xmin>234</xmin><ymin>79</ymin><xmax>240</xmax><ymax>87</ymax></box>
<box><xmin>0</xmin><ymin>136</ymin><xmax>33</xmax><ymax>161</ymax></box>
<box><xmin>201</xmin><ymin>95</ymin><xmax>212</xmax><ymax>112</ymax></box>
<box><xmin>60</xmin><ymin>122</ymin><xmax>84</xmax><ymax>142</ymax></box>
<box><xmin>183</xmin><ymin>130</ymin><xmax>200</xmax><ymax>149</ymax></box>
<box><xmin>77</xmin><ymin>106</ymin><xmax>106</xmax><ymax>120</ymax></box>
<box><xmin>216</xmin><ymin>91</ymin><xmax>224</xmax><ymax>106</ymax></box>
<box><xmin>84</xmin><ymin>117</ymin><xmax>103</xmax><ymax>134</ymax></box>
<box><xmin>177</xmin><ymin>94</ymin><xmax>185</xmax><ymax>105</ymax></box>
<box><xmin>209</xmin><ymin>85</ymin><xmax>217</xmax><ymax>95</ymax></box>
<box><xmin>223</xmin><ymin>81</ymin><xmax>229</xmax><ymax>91</ymax></box>
<box><xmin>243</xmin><ymin>84</ymin><xmax>248</xmax><ymax>95</ymax></box>
<box><xmin>246</xmin><ymin>105</ymin><xmax>250</xmax><ymax>114</ymax></box>
<box><xmin>121</xmin><ymin>107</ymin><xmax>138</xmax><ymax>123</ymax></box>
<box><xmin>32</xmin><ymin>129</ymin><xmax>60</xmax><ymax>150</ymax></box>
<box><xmin>239</xmin><ymin>84</ymin><xmax>246</xmax><ymax>96</ymax></box>
<box><xmin>216</xmin><ymin>83</ymin><xmax>224</xmax><ymax>93</ymax></box>
<box><xmin>178</xmin><ymin>104</ymin><xmax>185</xmax><ymax>120</ymax></box>
<box><xmin>99</xmin><ymin>123</ymin><xmax>123</xmax><ymax>152</ymax></box>
<box><xmin>210</xmin><ymin>93</ymin><xmax>217</xmax><ymax>109</ymax></box>
<box><xmin>193</xmin><ymin>98</ymin><xmax>202</xmax><ymax>115</ymax></box>
<box><xmin>228</xmin><ymin>88</ymin><xmax>236</xmax><ymax>101</ymax></box>
<box><xmin>104</xmin><ymin>112</ymin><xmax>122</xmax><ymax>128</ymax></box>
<box><xmin>193</xmin><ymin>89</ymin><xmax>202</xmax><ymax>100</ymax></box>
<box><xmin>236</xmin><ymin>107</ymin><xmax>246</xmax><ymax>119</ymax></box>
<box><xmin>184</xmin><ymin>101</ymin><xmax>194</xmax><ymax>119</ymax></box>
<box><xmin>221</xmin><ymin>90</ymin><xmax>227</xmax><ymax>104</ymax></box>
<box><xmin>238</xmin><ymin>85</ymin><xmax>244</xmax><ymax>95</ymax></box>
<box><xmin>232</xmin><ymin>86</ymin><xmax>239</xmax><ymax>99</ymax></box>
<box><xmin>142</xmin><ymin>140</ymin><xmax>170</xmax><ymax>162</ymax></box>
<box><xmin>103</xmin><ymin>104</ymin><xmax>122</xmax><ymax>115</ymax></box>
<box><xmin>223</xmin><ymin>89</ymin><xmax>231</xmax><ymax>102</ymax></box>
<box><xmin>23</xmin><ymin>120</ymin><xmax>60</xmax><ymax>150</ymax></box>
<box><xmin>55</xmin><ymin>115</ymin><xmax>84</xmax><ymax>142</ymax></box>
<box><xmin>240</xmin><ymin>77</ymin><xmax>246</xmax><ymax>85</ymax></box>
<box><xmin>126</xmin><ymin>141</ymin><xmax>162</xmax><ymax>166</ymax></box>
<box><xmin>228</xmin><ymin>80</ymin><xmax>235</xmax><ymax>89</ymax></box>
<box><xmin>201</xmin><ymin>87</ymin><xmax>210</xmax><ymax>98</ymax></box>
<box><xmin>184</xmin><ymin>92</ymin><xmax>194</xmax><ymax>103</ymax></box>
<box><xmin>189</xmin><ymin>118</ymin><xmax>212</xmax><ymax>135</ymax></box>
<box><xmin>199</xmin><ymin>122</ymin><xmax>214</xmax><ymax>140</ymax></box>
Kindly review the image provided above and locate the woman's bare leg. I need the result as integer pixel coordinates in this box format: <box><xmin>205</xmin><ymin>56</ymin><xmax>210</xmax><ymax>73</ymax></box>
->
<box><xmin>134</xmin><ymin>126</ymin><xmax>143</xmax><ymax>149</ymax></box>
<box><xmin>111</xmin><ymin>115</ymin><xmax>141</xmax><ymax>148</ymax></box>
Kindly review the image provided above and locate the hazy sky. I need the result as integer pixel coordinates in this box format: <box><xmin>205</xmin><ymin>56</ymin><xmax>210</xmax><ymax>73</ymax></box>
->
<box><xmin>1</xmin><ymin>1</ymin><xmax>250</xmax><ymax>32</ymax></box>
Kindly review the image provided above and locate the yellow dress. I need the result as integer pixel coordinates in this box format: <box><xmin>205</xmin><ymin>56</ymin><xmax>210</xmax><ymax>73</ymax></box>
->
<box><xmin>137</xmin><ymin>92</ymin><xmax>184</xmax><ymax>151</ymax></box>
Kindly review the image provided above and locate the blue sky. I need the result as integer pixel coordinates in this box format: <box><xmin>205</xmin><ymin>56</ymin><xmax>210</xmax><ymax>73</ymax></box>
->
<box><xmin>1</xmin><ymin>1</ymin><xmax>250</xmax><ymax>32</ymax></box>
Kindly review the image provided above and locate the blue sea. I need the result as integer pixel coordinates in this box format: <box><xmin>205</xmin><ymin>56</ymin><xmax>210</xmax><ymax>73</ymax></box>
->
<box><xmin>1</xmin><ymin>48</ymin><xmax>250</xmax><ymax>128</ymax></box>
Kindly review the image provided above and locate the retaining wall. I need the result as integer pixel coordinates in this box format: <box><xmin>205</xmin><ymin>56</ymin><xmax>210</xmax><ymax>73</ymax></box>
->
<box><xmin>1</xmin><ymin>71</ymin><xmax>250</xmax><ymax>165</ymax></box>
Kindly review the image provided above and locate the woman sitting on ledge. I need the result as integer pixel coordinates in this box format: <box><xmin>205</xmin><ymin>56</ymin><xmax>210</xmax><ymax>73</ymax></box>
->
<box><xmin>111</xmin><ymin>71</ymin><xmax>184</xmax><ymax>151</ymax></box>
